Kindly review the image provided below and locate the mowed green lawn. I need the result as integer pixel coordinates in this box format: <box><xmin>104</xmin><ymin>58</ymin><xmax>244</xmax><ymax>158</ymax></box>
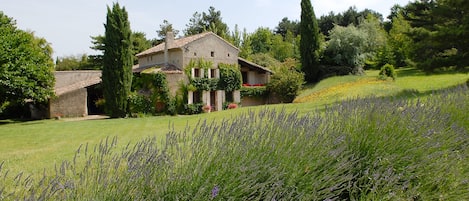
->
<box><xmin>0</xmin><ymin>68</ymin><xmax>468</xmax><ymax>175</ymax></box>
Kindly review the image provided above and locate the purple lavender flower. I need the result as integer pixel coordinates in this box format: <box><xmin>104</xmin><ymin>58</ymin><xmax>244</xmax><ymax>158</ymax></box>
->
<box><xmin>211</xmin><ymin>185</ymin><xmax>219</xmax><ymax>198</ymax></box>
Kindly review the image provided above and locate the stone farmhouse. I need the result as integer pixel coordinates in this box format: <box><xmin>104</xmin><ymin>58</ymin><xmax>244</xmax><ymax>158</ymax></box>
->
<box><xmin>133</xmin><ymin>31</ymin><xmax>272</xmax><ymax>111</ymax></box>
<box><xmin>47</xmin><ymin>31</ymin><xmax>272</xmax><ymax>118</ymax></box>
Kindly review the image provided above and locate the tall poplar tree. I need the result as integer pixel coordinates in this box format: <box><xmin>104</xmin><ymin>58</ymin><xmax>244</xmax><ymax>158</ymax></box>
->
<box><xmin>300</xmin><ymin>0</ymin><xmax>320</xmax><ymax>83</ymax></box>
<box><xmin>102</xmin><ymin>3</ymin><xmax>133</xmax><ymax>118</ymax></box>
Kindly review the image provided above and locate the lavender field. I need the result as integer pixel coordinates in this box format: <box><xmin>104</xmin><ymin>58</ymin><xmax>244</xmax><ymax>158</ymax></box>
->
<box><xmin>1</xmin><ymin>85</ymin><xmax>468</xmax><ymax>200</ymax></box>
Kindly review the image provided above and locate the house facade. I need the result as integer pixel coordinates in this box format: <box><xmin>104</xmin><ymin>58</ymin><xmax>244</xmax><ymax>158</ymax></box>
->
<box><xmin>135</xmin><ymin>31</ymin><xmax>268</xmax><ymax>111</ymax></box>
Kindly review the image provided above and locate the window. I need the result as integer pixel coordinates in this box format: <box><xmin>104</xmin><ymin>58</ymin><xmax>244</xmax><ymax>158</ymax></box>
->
<box><xmin>227</xmin><ymin>53</ymin><xmax>230</xmax><ymax>57</ymax></box>
<box><xmin>226</xmin><ymin>91</ymin><xmax>234</xmax><ymax>102</ymax></box>
<box><xmin>194</xmin><ymin>68</ymin><xmax>200</xmax><ymax>78</ymax></box>
<box><xmin>211</xmin><ymin>51</ymin><xmax>215</xmax><ymax>57</ymax></box>
<box><xmin>242</xmin><ymin>71</ymin><xmax>248</xmax><ymax>84</ymax></box>
<box><xmin>194</xmin><ymin>52</ymin><xmax>197</xmax><ymax>56</ymax></box>
<box><xmin>193</xmin><ymin>91</ymin><xmax>201</xmax><ymax>103</ymax></box>
<box><xmin>210</xmin><ymin>69</ymin><xmax>216</xmax><ymax>78</ymax></box>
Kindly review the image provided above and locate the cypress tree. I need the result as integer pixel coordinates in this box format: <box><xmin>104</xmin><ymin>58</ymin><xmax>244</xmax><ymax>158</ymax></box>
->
<box><xmin>300</xmin><ymin>0</ymin><xmax>320</xmax><ymax>83</ymax></box>
<box><xmin>102</xmin><ymin>3</ymin><xmax>133</xmax><ymax>118</ymax></box>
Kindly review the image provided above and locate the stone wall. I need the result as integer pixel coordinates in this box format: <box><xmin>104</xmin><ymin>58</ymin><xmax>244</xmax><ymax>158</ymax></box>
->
<box><xmin>49</xmin><ymin>88</ymin><xmax>87</xmax><ymax>118</ymax></box>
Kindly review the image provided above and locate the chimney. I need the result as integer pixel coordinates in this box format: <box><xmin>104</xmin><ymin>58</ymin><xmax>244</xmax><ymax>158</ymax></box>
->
<box><xmin>164</xmin><ymin>31</ymin><xmax>174</xmax><ymax>64</ymax></box>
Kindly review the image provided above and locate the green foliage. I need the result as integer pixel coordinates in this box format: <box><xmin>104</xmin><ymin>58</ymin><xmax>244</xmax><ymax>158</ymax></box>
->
<box><xmin>0</xmin><ymin>12</ymin><xmax>55</xmax><ymax>116</ymax></box>
<box><xmin>156</xmin><ymin>20</ymin><xmax>180</xmax><ymax>41</ymax></box>
<box><xmin>240</xmin><ymin>86</ymin><xmax>267</xmax><ymax>98</ymax></box>
<box><xmin>249</xmin><ymin>53</ymin><xmax>282</xmax><ymax>68</ymax></box>
<box><xmin>275</xmin><ymin>17</ymin><xmax>300</xmax><ymax>38</ymax></box>
<box><xmin>267</xmin><ymin>68</ymin><xmax>304</xmax><ymax>103</ymax></box>
<box><xmin>102</xmin><ymin>3</ymin><xmax>133</xmax><ymax>118</ymax></box>
<box><xmin>378</xmin><ymin>63</ymin><xmax>397</xmax><ymax>80</ymax></box>
<box><xmin>131</xmin><ymin>32</ymin><xmax>152</xmax><ymax>65</ymax></box>
<box><xmin>250</xmin><ymin>27</ymin><xmax>273</xmax><ymax>54</ymax></box>
<box><xmin>300</xmin><ymin>0</ymin><xmax>321</xmax><ymax>83</ymax></box>
<box><xmin>131</xmin><ymin>72</ymin><xmax>171</xmax><ymax>115</ymax></box>
<box><xmin>191</xmin><ymin>77</ymin><xmax>218</xmax><ymax>91</ymax></box>
<box><xmin>183</xmin><ymin>103</ymin><xmax>204</xmax><ymax>115</ymax></box>
<box><xmin>128</xmin><ymin>92</ymin><xmax>153</xmax><ymax>115</ymax></box>
<box><xmin>404</xmin><ymin>0</ymin><xmax>469</xmax><ymax>71</ymax></box>
<box><xmin>218</xmin><ymin>63</ymin><xmax>242</xmax><ymax>92</ymax></box>
<box><xmin>55</xmin><ymin>54</ymin><xmax>100</xmax><ymax>70</ymax></box>
<box><xmin>184</xmin><ymin>6</ymin><xmax>229</xmax><ymax>39</ymax></box>
<box><xmin>323</xmin><ymin>25</ymin><xmax>368</xmax><ymax>75</ymax></box>
<box><xmin>388</xmin><ymin>13</ymin><xmax>412</xmax><ymax>67</ymax></box>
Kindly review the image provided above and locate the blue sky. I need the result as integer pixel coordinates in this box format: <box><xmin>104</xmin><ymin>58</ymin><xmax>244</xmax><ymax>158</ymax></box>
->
<box><xmin>1</xmin><ymin>0</ymin><xmax>410</xmax><ymax>58</ymax></box>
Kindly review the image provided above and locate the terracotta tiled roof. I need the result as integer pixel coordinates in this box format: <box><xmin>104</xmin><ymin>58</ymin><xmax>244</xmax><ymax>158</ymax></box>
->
<box><xmin>136</xmin><ymin>32</ymin><xmax>238</xmax><ymax>57</ymax></box>
<box><xmin>238</xmin><ymin>57</ymin><xmax>273</xmax><ymax>74</ymax></box>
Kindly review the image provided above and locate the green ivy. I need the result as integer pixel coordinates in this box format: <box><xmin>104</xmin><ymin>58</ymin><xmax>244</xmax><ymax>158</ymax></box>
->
<box><xmin>218</xmin><ymin>63</ymin><xmax>242</xmax><ymax>92</ymax></box>
<box><xmin>191</xmin><ymin>77</ymin><xmax>219</xmax><ymax>91</ymax></box>
<box><xmin>240</xmin><ymin>86</ymin><xmax>268</xmax><ymax>98</ymax></box>
<box><xmin>130</xmin><ymin>72</ymin><xmax>171</xmax><ymax>115</ymax></box>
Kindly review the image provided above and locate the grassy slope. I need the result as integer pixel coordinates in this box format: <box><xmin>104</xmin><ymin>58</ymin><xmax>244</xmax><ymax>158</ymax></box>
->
<box><xmin>0</xmin><ymin>68</ymin><xmax>467</xmax><ymax>175</ymax></box>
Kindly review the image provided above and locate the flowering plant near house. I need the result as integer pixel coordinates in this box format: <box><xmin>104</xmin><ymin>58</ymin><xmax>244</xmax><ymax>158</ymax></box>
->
<box><xmin>227</xmin><ymin>103</ymin><xmax>237</xmax><ymax>109</ymax></box>
<box><xmin>202</xmin><ymin>104</ymin><xmax>211</xmax><ymax>113</ymax></box>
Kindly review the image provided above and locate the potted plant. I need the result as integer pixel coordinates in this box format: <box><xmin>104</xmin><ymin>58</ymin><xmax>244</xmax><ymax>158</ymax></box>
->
<box><xmin>202</xmin><ymin>104</ymin><xmax>211</xmax><ymax>113</ymax></box>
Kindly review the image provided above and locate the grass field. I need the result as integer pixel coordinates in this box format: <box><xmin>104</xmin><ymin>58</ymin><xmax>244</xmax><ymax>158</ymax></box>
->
<box><xmin>0</xmin><ymin>68</ymin><xmax>468</xmax><ymax>199</ymax></box>
<box><xmin>0</xmin><ymin>68</ymin><xmax>467</xmax><ymax>175</ymax></box>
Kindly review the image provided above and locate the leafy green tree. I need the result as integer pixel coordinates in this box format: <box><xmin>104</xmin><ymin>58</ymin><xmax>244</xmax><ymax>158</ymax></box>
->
<box><xmin>90</xmin><ymin>31</ymin><xmax>151</xmax><ymax>67</ymax></box>
<box><xmin>239</xmin><ymin>28</ymin><xmax>253</xmax><ymax>59</ymax></box>
<box><xmin>0</xmin><ymin>12</ymin><xmax>55</xmax><ymax>115</ymax></box>
<box><xmin>271</xmin><ymin>33</ymin><xmax>294</xmax><ymax>62</ymax></box>
<box><xmin>300</xmin><ymin>0</ymin><xmax>321</xmax><ymax>82</ymax></box>
<box><xmin>404</xmin><ymin>0</ymin><xmax>469</xmax><ymax>71</ymax></box>
<box><xmin>250</xmin><ymin>27</ymin><xmax>274</xmax><ymax>54</ymax></box>
<box><xmin>249</xmin><ymin>53</ymin><xmax>282</xmax><ymax>68</ymax></box>
<box><xmin>324</xmin><ymin>25</ymin><xmax>368</xmax><ymax>70</ymax></box>
<box><xmin>55</xmin><ymin>54</ymin><xmax>92</xmax><ymax>71</ymax></box>
<box><xmin>131</xmin><ymin>32</ymin><xmax>151</xmax><ymax>64</ymax></box>
<box><xmin>275</xmin><ymin>17</ymin><xmax>300</xmax><ymax>38</ymax></box>
<box><xmin>156</xmin><ymin>20</ymin><xmax>179</xmax><ymax>41</ymax></box>
<box><xmin>388</xmin><ymin>13</ymin><xmax>412</xmax><ymax>67</ymax></box>
<box><xmin>318</xmin><ymin>7</ymin><xmax>383</xmax><ymax>36</ymax></box>
<box><xmin>184</xmin><ymin>6</ymin><xmax>229</xmax><ymax>38</ymax></box>
<box><xmin>102</xmin><ymin>3</ymin><xmax>133</xmax><ymax>118</ymax></box>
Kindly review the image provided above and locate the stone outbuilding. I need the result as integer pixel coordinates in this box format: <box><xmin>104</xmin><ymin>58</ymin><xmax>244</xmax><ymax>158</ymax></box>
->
<box><xmin>49</xmin><ymin>71</ymin><xmax>102</xmax><ymax>118</ymax></box>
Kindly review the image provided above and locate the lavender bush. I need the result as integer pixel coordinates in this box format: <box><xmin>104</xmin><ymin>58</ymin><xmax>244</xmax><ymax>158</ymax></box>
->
<box><xmin>1</xmin><ymin>85</ymin><xmax>468</xmax><ymax>200</ymax></box>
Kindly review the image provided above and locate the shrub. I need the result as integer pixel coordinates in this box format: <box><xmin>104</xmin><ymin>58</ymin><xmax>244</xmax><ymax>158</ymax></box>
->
<box><xmin>378</xmin><ymin>63</ymin><xmax>397</xmax><ymax>80</ymax></box>
<box><xmin>128</xmin><ymin>93</ymin><xmax>153</xmax><ymax>115</ymax></box>
<box><xmin>267</xmin><ymin>68</ymin><xmax>304</xmax><ymax>103</ymax></box>
<box><xmin>183</xmin><ymin>103</ymin><xmax>203</xmax><ymax>115</ymax></box>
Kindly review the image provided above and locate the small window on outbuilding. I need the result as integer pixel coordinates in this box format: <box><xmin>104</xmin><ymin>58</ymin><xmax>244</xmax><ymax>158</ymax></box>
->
<box><xmin>227</xmin><ymin>53</ymin><xmax>230</xmax><ymax>57</ymax></box>
<box><xmin>211</xmin><ymin>51</ymin><xmax>215</xmax><ymax>57</ymax></box>
<box><xmin>194</xmin><ymin>52</ymin><xmax>197</xmax><ymax>56</ymax></box>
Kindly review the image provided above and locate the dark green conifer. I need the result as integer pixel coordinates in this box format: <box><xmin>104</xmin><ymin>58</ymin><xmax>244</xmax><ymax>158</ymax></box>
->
<box><xmin>300</xmin><ymin>0</ymin><xmax>320</xmax><ymax>82</ymax></box>
<box><xmin>102</xmin><ymin>3</ymin><xmax>133</xmax><ymax>118</ymax></box>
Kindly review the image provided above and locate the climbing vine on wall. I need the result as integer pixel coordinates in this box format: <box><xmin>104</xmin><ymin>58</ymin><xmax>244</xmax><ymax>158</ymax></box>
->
<box><xmin>218</xmin><ymin>63</ymin><xmax>242</xmax><ymax>92</ymax></box>
<box><xmin>130</xmin><ymin>72</ymin><xmax>171</xmax><ymax>114</ymax></box>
